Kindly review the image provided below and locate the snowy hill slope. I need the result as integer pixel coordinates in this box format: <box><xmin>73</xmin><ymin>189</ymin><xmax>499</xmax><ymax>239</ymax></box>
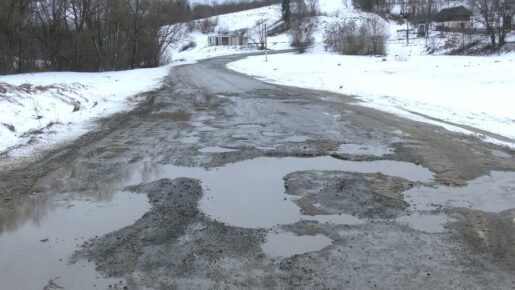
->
<box><xmin>170</xmin><ymin>4</ymin><xmax>285</xmax><ymax>62</ymax></box>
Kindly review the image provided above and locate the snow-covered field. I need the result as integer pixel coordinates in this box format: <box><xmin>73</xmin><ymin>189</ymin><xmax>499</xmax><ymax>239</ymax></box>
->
<box><xmin>0</xmin><ymin>64</ymin><xmax>185</xmax><ymax>156</ymax></box>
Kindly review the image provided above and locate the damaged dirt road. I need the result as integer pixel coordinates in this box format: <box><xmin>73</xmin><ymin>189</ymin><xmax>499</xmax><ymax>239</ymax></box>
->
<box><xmin>1</xmin><ymin>54</ymin><xmax>515</xmax><ymax>290</ymax></box>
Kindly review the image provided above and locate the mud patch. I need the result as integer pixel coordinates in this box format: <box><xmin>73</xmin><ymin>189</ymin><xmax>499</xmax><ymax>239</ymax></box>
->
<box><xmin>148</xmin><ymin>111</ymin><xmax>191</xmax><ymax>122</ymax></box>
<box><xmin>450</xmin><ymin>208</ymin><xmax>515</xmax><ymax>271</ymax></box>
<box><xmin>284</xmin><ymin>171</ymin><xmax>413</xmax><ymax>219</ymax></box>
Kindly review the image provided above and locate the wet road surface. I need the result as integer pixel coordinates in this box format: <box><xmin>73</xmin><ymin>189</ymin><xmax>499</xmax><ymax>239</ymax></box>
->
<box><xmin>1</xmin><ymin>54</ymin><xmax>515</xmax><ymax>289</ymax></box>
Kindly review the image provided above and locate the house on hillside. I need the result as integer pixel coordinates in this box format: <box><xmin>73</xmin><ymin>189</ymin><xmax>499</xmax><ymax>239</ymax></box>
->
<box><xmin>208</xmin><ymin>33</ymin><xmax>248</xmax><ymax>46</ymax></box>
<box><xmin>434</xmin><ymin>6</ymin><xmax>472</xmax><ymax>32</ymax></box>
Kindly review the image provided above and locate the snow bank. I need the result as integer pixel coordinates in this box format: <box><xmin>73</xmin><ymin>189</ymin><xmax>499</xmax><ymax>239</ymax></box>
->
<box><xmin>228</xmin><ymin>52</ymin><xmax>515</xmax><ymax>146</ymax></box>
<box><xmin>0</xmin><ymin>64</ymin><xmax>183</xmax><ymax>156</ymax></box>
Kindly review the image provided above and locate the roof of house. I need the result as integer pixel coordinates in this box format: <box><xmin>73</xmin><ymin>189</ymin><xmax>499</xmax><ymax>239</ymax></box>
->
<box><xmin>434</xmin><ymin>6</ymin><xmax>472</xmax><ymax>22</ymax></box>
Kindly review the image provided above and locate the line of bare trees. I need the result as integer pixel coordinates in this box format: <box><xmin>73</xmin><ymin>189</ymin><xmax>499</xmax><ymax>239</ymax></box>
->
<box><xmin>0</xmin><ymin>0</ymin><xmax>194</xmax><ymax>74</ymax></box>
<box><xmin>0</xmin><ymin>0</ymin><xmax>281</xmax><ymax>75</ymax></box>
<box><xmin>324</xmin><ymin>18</ymin><xmax>388</xmax><ymax>55</ymax></box>
<box><xmin>468</xmin><ymin>0</ymin><xmax>514</xmax><ymax>48</ymax></box>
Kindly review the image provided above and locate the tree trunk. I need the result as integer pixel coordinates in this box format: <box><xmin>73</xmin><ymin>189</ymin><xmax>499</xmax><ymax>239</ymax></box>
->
<box><xmin>130</xmin><ymin>0</ymin><xmax>139</xmax><ymax>69</ymax></box>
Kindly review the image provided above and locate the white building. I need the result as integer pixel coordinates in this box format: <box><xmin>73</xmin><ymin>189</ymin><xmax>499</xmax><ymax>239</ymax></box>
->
<box><xmin>208</xmin><ymin>34</ymin><xmax>248</xmax><ymax>46</ymax></box>
<box><xmin>434</xmin><ymin>6</ymin><xmax>472</xmax><ymax>31</ymax></box>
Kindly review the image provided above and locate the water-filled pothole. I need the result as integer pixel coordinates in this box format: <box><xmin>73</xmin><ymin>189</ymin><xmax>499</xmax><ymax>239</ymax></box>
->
<box><xmin>136</xmin><ymin>156</ymin><xmax>434</xmax><ymax>228</ymax></box>
<box><xmin>198</xmin><ymin>147</ymin><xmax>239</xmax><ymax>153</ymax></box>
<box><xmin>2</xmin><ymin>155</ymin><xmax>512</xmax><ymax>287</ymax></box>
<box><xmin>283</xmin><ymin>136</ymin><xmax>310</xmax><ymax>143</ymax></box>
<box><xmin>0</xmin><ymin>191</ymin><xmax>149</xmax><ymax>290</ymax></box>
<box><xmin>336</xmin><ymin>143</ymin><xmax>394</xmax><ymax>156</ymax></box>
<box><xmin>403</xmin><ymin>171</ymin><xmax>515</xmax><ymax>213</ymax></box>
<box><xmin>394</xmin><ymin>171</ymin><xmax>515</xmax><ymax>233</ymax></box>
<box><xmin>262</xmin><ymin>232</ymin><xmax>332</xmax><ymax>258</ymax></box>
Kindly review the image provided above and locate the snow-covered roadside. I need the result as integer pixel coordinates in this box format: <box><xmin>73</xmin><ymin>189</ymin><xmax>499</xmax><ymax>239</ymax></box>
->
<box><xmin>227</xmin><ymin>52</ymin><xmax>515</xmax><ymax>147</ymax></box>
<box><xmin>0</xmin><ymin>62</ymin><xmax>193</xmax><ymax>157</ymax></box>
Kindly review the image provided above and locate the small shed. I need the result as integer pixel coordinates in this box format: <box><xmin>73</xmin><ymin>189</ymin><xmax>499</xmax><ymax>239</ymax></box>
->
<box><xmin>208</xmin><ymin>34</ymin><xmax>248</xmax><ymax>46</ymax></box>
<box><xmin>434</xmin><ymin>6</ymin><xmax>472</xmax><ymax>31</ymax></box>
<box><xmin>414</xmin><ymin>17</ymin><xmax>429</xmax><ymax>36</ymax></box>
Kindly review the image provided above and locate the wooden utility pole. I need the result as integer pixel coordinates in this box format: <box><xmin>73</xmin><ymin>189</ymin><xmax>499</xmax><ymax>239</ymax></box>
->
<box><xmin>406</xmin><ymin>18</ymin><xmax>409</xmax><ymax>45</ymax></box>
<box><xmin>265</xmin><ymin>23</ymin><xmax>268</xmax><ymax>62</ymax></box>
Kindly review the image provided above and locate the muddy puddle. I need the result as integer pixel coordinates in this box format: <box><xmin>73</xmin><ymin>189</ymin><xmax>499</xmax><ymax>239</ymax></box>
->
<box><xmin>198</xmin><ymin>146</ymin><xmax>239</xmax><ymax>153</ymax></box>
<box><xmin>0</xmin><ymin>191</ymin><xmax>149</xmax><ymax>289</ymax></box>
<box><xmin>336</xmin><ymin>143</ymin><xmax>394</xmax><ymax>157</ymax></box>
<box><xmin>262</xmin><ymin>232</ymin><xmax>333</xmax><ymax>258</ymax></box>
<box><xmin>283</xmin><ymin>135</ymin><xmax>310</xmax><ymax>143</ymax></box>
<box><xmin>403</xmin><ymin>171</ymin><xmax>515</xmax><ymax>213</ymax></box>
<box><xmin>126</xmin><ymin>156</ymin><xmax>434</xmax><ymax>228</ymax></box>
<box><xmin>5</xmin><ymin>156</ymin><xmax>512</xmax><ymax>288</ymax></box>
<box><xmin>394</xmin><ymin>171</ymin><xmax>515</xmax><ymax>233</ymax></box>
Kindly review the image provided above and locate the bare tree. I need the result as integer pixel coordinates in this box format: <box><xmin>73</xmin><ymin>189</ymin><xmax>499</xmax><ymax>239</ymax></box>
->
<box><xmin>468</xmin><ymin>0</ymin><xmax>514</xmax><ymax>48</ymax></box>
<box><xmin>289</xmin><ymin>19</ymin><xmax>314</xmax><ymax>53</ymax></box>
<box><xmin>249</xmin><ymin>19</ymin><xmax>267</xmax><ymax>49</ymax></box>
<box><xmin>306</xmin><ymin>0</ymin><xmax>320</xmax><ymax>17</ymax></box>
<box><xmin>1</xmin><ymin>0</ymin><xmax>276</xmax><ymax>74</ymax></box>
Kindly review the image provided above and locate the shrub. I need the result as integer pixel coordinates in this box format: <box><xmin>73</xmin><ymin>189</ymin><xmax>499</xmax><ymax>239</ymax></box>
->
<box><xmin>198</xmin><ymin>17</ymin><xmax>219</xmax><ymax>34</ymax></box>
<box><xmin>180</xmin><ymin>41</ymin><xmax>197</xmax><ymax>52</ymax></box>
<box><xmin>289</xmin><ymin>20</ymin><xmax>315</xmax><ymax>53</ymax></box>
<box><xmin>324</xmin><ymin>18</ymin><xmax>388</xmax><ymax>55</ymax></box>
